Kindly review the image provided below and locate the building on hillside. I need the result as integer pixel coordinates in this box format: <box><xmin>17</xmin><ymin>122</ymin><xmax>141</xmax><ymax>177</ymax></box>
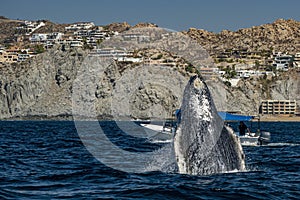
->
<box><xmin>0</xmin><ymin>46</ymin><xmax>5</xmax><ymax>54</ymax></box>
<box><xmin>0</xmin><ymin>47</ymin><xmax>34</xmax><ymax>63</ymax></box>
<box><xmin>260</xmin><ymin>100</ymin><xmax>297</xmax><ymax>115</ymax></box>
<box><xmin>65</xmin><ymin>22</ymin><xmax>95</xmax><ymax>31</ymax></box>
<box><xmin>89</xmin><ymin>30</ymin><xmax>110</xmax><ymax>39</ymax></box>
<box><xmin>16</xmin><ymin>20</ymin><xmax>45</xmax><ymax>35</ymax></box>
<box><xmin>90</xmin><ymin>48</ymin><xmax>130</xmax><ymax>57</ymax></box>
<box><xmin>199</xmin><ymin>67</ymin><xmax>220</xmax><ymax>79</ymax></box>
<box><xmin>73</xmin><ymin>29</ymin><xmax>112</xmax><ymax>47</ymax></box>
<box><xmin>30</xmin><ymin>33</ymin><xmax>48</xmax><ymax>43</ymax></box>
<box><xmin>122</xmin><ymin>33</ymin><xmax>150</xmax><ymax>43</ymax></box>
<box><xmin>293</xmin><ymin>52</ymin><xmax>300</xmax><ymax>68</ymax></box>
<box><xmin>89</xmin><ymin>48</ymin><xmax>143</xmax><ymax>63</ymax></box>
<box><xmin>17</xmin><ymin>53</ymin><xmax>32</xmax><ymax>62</ymax></box>
<box><xmin>115</xmin><ymin>57</ymin><xmax>142</xmax><ymax>63</ymax></box>
<box><xmin>57</xmin><ymin>35</ymin><xmax>83</xmax><ymax>48</ymax></box>
<box><xmin>296</xmin><ymin>106</ymin><xmax>300</xmax><ymax>116</ymax></box>
<box><xmin>70</xmin><ymin>40</ymin><xmax>83</xmax><ymax>48</ymax></box>
<box><xmin>0</xmin><ymin>47</ymin><xmax>19</xmax><ymax>63</ymax></box>
<box><xmin>30</xmin><ymin>33</ymin><xmax>64</xmax><ymax>44</ymax></box>
<box><xmin>272</xmin><ymin>54</ymin><xmax>293</xmax><ymax>71</ymax></box>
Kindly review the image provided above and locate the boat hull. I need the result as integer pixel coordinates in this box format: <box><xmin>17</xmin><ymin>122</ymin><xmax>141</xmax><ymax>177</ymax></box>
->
<box><xmin>238</xmin><ymin>131</ymin><xmax>271</xmax><ymax>146</ymax></box>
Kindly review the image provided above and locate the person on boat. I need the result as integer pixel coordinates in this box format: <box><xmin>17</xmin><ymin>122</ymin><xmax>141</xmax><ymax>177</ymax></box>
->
<box><xmin>238</xmin><ymin>121</ymin><xmax>250</xmax><ymax>136</ymax></box>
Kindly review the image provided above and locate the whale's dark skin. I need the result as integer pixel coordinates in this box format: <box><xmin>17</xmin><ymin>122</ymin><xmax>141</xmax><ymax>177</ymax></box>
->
<box><xmin>174</xmin><ymin>75</ymin><xmax>245</xmax><ymax>175</ymax></box>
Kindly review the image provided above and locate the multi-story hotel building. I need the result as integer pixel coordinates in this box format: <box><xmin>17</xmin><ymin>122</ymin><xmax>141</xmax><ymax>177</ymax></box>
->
<box><xmin>260</xmin><ymin>100</ymin><xmax>297</xmax><ymax>115</ymax></box>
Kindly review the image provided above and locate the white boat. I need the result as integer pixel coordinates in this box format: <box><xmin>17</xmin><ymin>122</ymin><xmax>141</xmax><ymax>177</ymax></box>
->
<box><xmin>234</xmin><ymin>131</ymin><xmax>271</xmax><ymax>146</ymax></box>
<box><xmin>137</xmin><ymin>121</ymin><xmax>175</xmax><ymax>143</ymax></box>
<box><xmin>135</xmin><ymin>112</ymin><xmax>271</xmax><ymax>146</ymax></box>
<box><xmin>219</xmin><ymin>112</ymin><xmax>271</xmax><ymax>146</ymax></box>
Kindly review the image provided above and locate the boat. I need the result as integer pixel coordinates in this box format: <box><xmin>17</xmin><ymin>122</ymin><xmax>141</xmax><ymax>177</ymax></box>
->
<box><xmin>218</xmin><ymin>112</ymin><xmax>271</xmax><ymax>146</ymax></box>
<box><xmin>135</xmin><ymin>111</ymin><xmax>271</xmax><ymax>146</ymax></box>
<box><xmin>135</xmin><ymin>120</ymin><xmax>176</xmax><ymax>143</ymax></box>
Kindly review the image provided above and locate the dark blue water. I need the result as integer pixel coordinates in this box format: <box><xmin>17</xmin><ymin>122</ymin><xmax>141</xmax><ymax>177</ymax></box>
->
<box><xmin>0</xmin><ymin>121</ymin><xmax>299</xmax><ymax>199</ymax></box>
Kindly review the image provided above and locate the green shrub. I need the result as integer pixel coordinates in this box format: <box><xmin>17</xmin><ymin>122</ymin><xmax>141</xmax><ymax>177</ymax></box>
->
<box><xmin>34</xmin><ymin>44</ymin><xmax>45</xmax><ymax>54</ymax></box>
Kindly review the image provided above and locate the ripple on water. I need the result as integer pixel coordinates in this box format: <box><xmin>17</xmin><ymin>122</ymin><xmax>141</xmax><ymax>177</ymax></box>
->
<box><xmin>0</xmin><ymin>121</ymin><xmax>299</xmax><ymax>199</ymax></box>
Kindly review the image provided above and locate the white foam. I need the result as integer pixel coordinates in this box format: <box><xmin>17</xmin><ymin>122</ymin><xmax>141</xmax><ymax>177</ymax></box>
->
<box><xmin>222</xmin><ymin>168</ymin><xmax>253</xmax><ymax>174</ymax></box>
<box><xmin>263</xmin><ymin>143</ymin><xmax>300</xmax><ymax>147</ymax></box>
<box><xmin>149</xmin><ymin>139</ymin><xmax>173</xmax><ymax>144</ymax></box>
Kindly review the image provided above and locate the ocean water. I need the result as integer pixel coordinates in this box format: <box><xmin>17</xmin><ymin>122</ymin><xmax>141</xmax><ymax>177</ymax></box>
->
<box><xmin>0</xmin><ymin>121</ymin><xmax>299</xmax><ymax>199</ymax></box>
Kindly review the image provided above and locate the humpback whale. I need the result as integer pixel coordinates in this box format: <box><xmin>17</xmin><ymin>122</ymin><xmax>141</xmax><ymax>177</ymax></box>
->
<box><xmin>174</xmin><ymin>75</ymin><xmax>245</xmax><ymax>175</ymax></box>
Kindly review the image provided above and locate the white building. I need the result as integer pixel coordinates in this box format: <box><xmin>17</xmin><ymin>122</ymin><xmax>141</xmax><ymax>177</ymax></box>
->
<box><xmin>47</xmin><ymin>32</ymin><xmax>64</xmax><ymax>41</ymax></box>
<box><xmin>236</xmin><ymin>70</ymin><xmax>251</xmax><ymax>78</ymax></box>
<box><xmin>89</xmin><ymin>48</ymin><xmax>142</xmax><ymax>62</ymax></box>
<box><xmin>70</xmin><ymin>40</ymin><xmax>83</xmax><ymax>48</ymax></box>
<box><xmin>0</xmin><ymin>46</ymin><xmax>5</xmax><ymax>54</ymax></box>
<box><xmin>30</xmin><ymin>33</ymin><xmax>64</xmax><ymax>46</ymax></box>
<box><xmin>16</xmin><ymin>21</ymin><xmax>45</xmax><ymax>35</ymax></box>
<box><xmin>89</xmin><ymin>30</ymin><xmax>111</xmax><ymax>40</ymax></box>
<box><xmin>293</xmin><ymin>53</ymin><xmax>300</xmax><ymax>68</ymax></box>
<box><xmin>116</xmin><ymin>57</ymin><xmax>142</xmax><ymax>63</ymax></box>
<box><xmin>30</xmin><ymin>33</ymin><xmax>48</xmax><ymax>43</ymax></box>
<box><xmin>122</xmin><ymin>33</ymin><xmax>150</xmax><ymax>42</ymax></box>
<box><xmin>74</xmin><ymin>30</ymin><xmax>90</xmax><ymax>37</ymax></box>
<box><xmin>18</xmin><ymin>54</ymin><xmax>32</xmax><ymax>62</ymax></box>
<box><xmin>261</xmin><ymin>100</ymin><xmax>297</xmax><ymax>115</ymax></box>
<box><xmin>272</xmin><ymin>55</ymin><xmax>293</xmax><ymax>71</ymax></box>
<box><xmin>73</xmin><ymin>29</ymin><xmax>111</xmax><ymax>47</ymax></box>
<box><xmin>65</xmin><ymin>22</ymin><xmax>95</xmax><ymax>31</ymax></box>
<box><xmin>90</xmin><ymin>48</ymin><xmax>130</xmax><ymax>57</ymax></box>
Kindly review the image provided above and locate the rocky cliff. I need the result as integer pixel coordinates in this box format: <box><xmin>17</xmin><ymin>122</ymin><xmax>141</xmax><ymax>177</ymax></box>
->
<box><xmin>224</xmin><ymin>71</ymin><xmax>300</xmax><ymax>115</ymax></box>
<box><xmin>0</xmin><ymin>46</ymin><xmax>86</xmax><ymax>119</ymax></box>
<box><xmin>0</xmin><ymin>44</ymin><xmax>193</xmax><ymax>119</ymax></box>
<box><xmin>0</xmin><ymin>17</ymin><xmax>22</xmax><ymax>44</ymax></box>
<box><xmin>1</xmin><ymin>45</ymin><xmax>299</xmax><ymax>119</ymax></box>
<box><xmin>1</xmin><ymin>18</ymin><xmax>300</xmax><ymax>119</ymax></box>
<box><xmin>185</xmin><ymin>19</ymin><xmax>300</xmax><ymax>55</ymax></box>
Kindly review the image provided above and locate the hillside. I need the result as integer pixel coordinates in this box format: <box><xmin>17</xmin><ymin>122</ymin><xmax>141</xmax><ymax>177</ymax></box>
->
<box><xmin>185</xmin><ymin>19</ymin><xmax>300</xmax><ymax>55</ymax></box>
<box><xmin>33</xmin><ymin>20</ymin><xmax>68</xmax><ymax>33</ymax></box>
<box><xmin>0</xmin><ymin>17</ymin><xmax>22</xmax><ymax>44</ymax></box>
<box><xmin>0</xmin><ymin>45</ymin><xmax>299</xmax><ymax>120</ymax></box>
<box><xmin>0</xmin><ymin>17</ymin><xmax>299</xmax><ymax>119</ymax></box>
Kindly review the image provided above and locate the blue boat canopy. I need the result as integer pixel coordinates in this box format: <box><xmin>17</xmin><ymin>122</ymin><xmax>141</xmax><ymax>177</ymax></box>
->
<box><xmin>175</xmin><ymin>109</ymin><xmax>253</xmax><ymax>121</ymax></box>
<box><xmin>218</xmin><ymin>112</ymin><xmax>254</xmax><ymax>121</ymax></box>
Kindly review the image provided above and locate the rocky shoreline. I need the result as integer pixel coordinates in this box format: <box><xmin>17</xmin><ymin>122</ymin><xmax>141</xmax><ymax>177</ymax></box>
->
<box><xmin>257</xmin><ymin>115</ymin><xmax>300</xmax><ymax>122</ymax></box>
<box><xmin>2</xmin><ymin>114</ymin><xmax>300</xmax><ymax>122</ymax></box>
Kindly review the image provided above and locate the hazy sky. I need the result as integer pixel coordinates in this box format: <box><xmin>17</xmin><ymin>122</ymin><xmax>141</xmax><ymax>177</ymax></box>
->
<box><xmin>1</xmin><ymin>0</ymin><xmax>299</xmax><ymax>32</ymax></box>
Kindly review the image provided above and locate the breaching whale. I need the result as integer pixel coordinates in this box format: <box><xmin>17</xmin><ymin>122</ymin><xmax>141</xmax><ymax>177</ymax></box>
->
<box><xmin>174</xmin><ymin>75</ymin><xmax>245</xmax><ymax>175</ymax></box>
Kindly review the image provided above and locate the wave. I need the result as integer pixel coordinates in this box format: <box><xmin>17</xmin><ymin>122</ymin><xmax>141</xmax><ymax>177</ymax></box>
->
<box><xmin>262</xmin><ymin>143</ymin><xmax>300</xmax><ymax>147</ymax></box>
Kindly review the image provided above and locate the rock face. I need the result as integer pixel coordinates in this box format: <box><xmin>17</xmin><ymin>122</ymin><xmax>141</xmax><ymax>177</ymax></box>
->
<box><xmin>103</xmin><ymin>22</ymin><xmax>131</xmax><ymax>32</ymax></box>
<box><xmin>133</xmin><ymin>22</ymin><xmax>158</xmax><ymax>29</ymax></box>
<box><xmin>0</xmin><ymin>18</ymin><xmax>300</xmax><ymax>119</ymax></box>
<box><xmin>0</xmin><ymin>45</ymin><xmax>189</xmax><ymax>119</ymax></box>
<box><xmin>0</xmin><ymin>46</ymin><xmax>299</xmax><ymax>119</ymax></box>
<box><xmin>223</xmin><ymin>71</ymin><xmax>300</xmax><ymax>115</ymax></box>
<box><xmin>0</xmin><ymin>46</ymin><xmax>86</xmax><ymax>119</ymax></box>
<box><xmin>0</xmin><ymin>17</ymin><xmax>22</xmax><ymax>44</ymax></box>
<box><xmin>185</xmin><ymin>19</ymin><xmax>300</xmax><ymax>54</ymax></box>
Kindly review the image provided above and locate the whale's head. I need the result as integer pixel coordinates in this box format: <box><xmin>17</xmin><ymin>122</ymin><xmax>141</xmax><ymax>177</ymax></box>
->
<box><xmin>178</xmin><ymin>75</ymin><xmax>224</xmax><ymax>137</ymax></box>
<box><xmin>186</xmin><ymin>75</ymin><xmax>218</xmax><ymax>121</ymax></box>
